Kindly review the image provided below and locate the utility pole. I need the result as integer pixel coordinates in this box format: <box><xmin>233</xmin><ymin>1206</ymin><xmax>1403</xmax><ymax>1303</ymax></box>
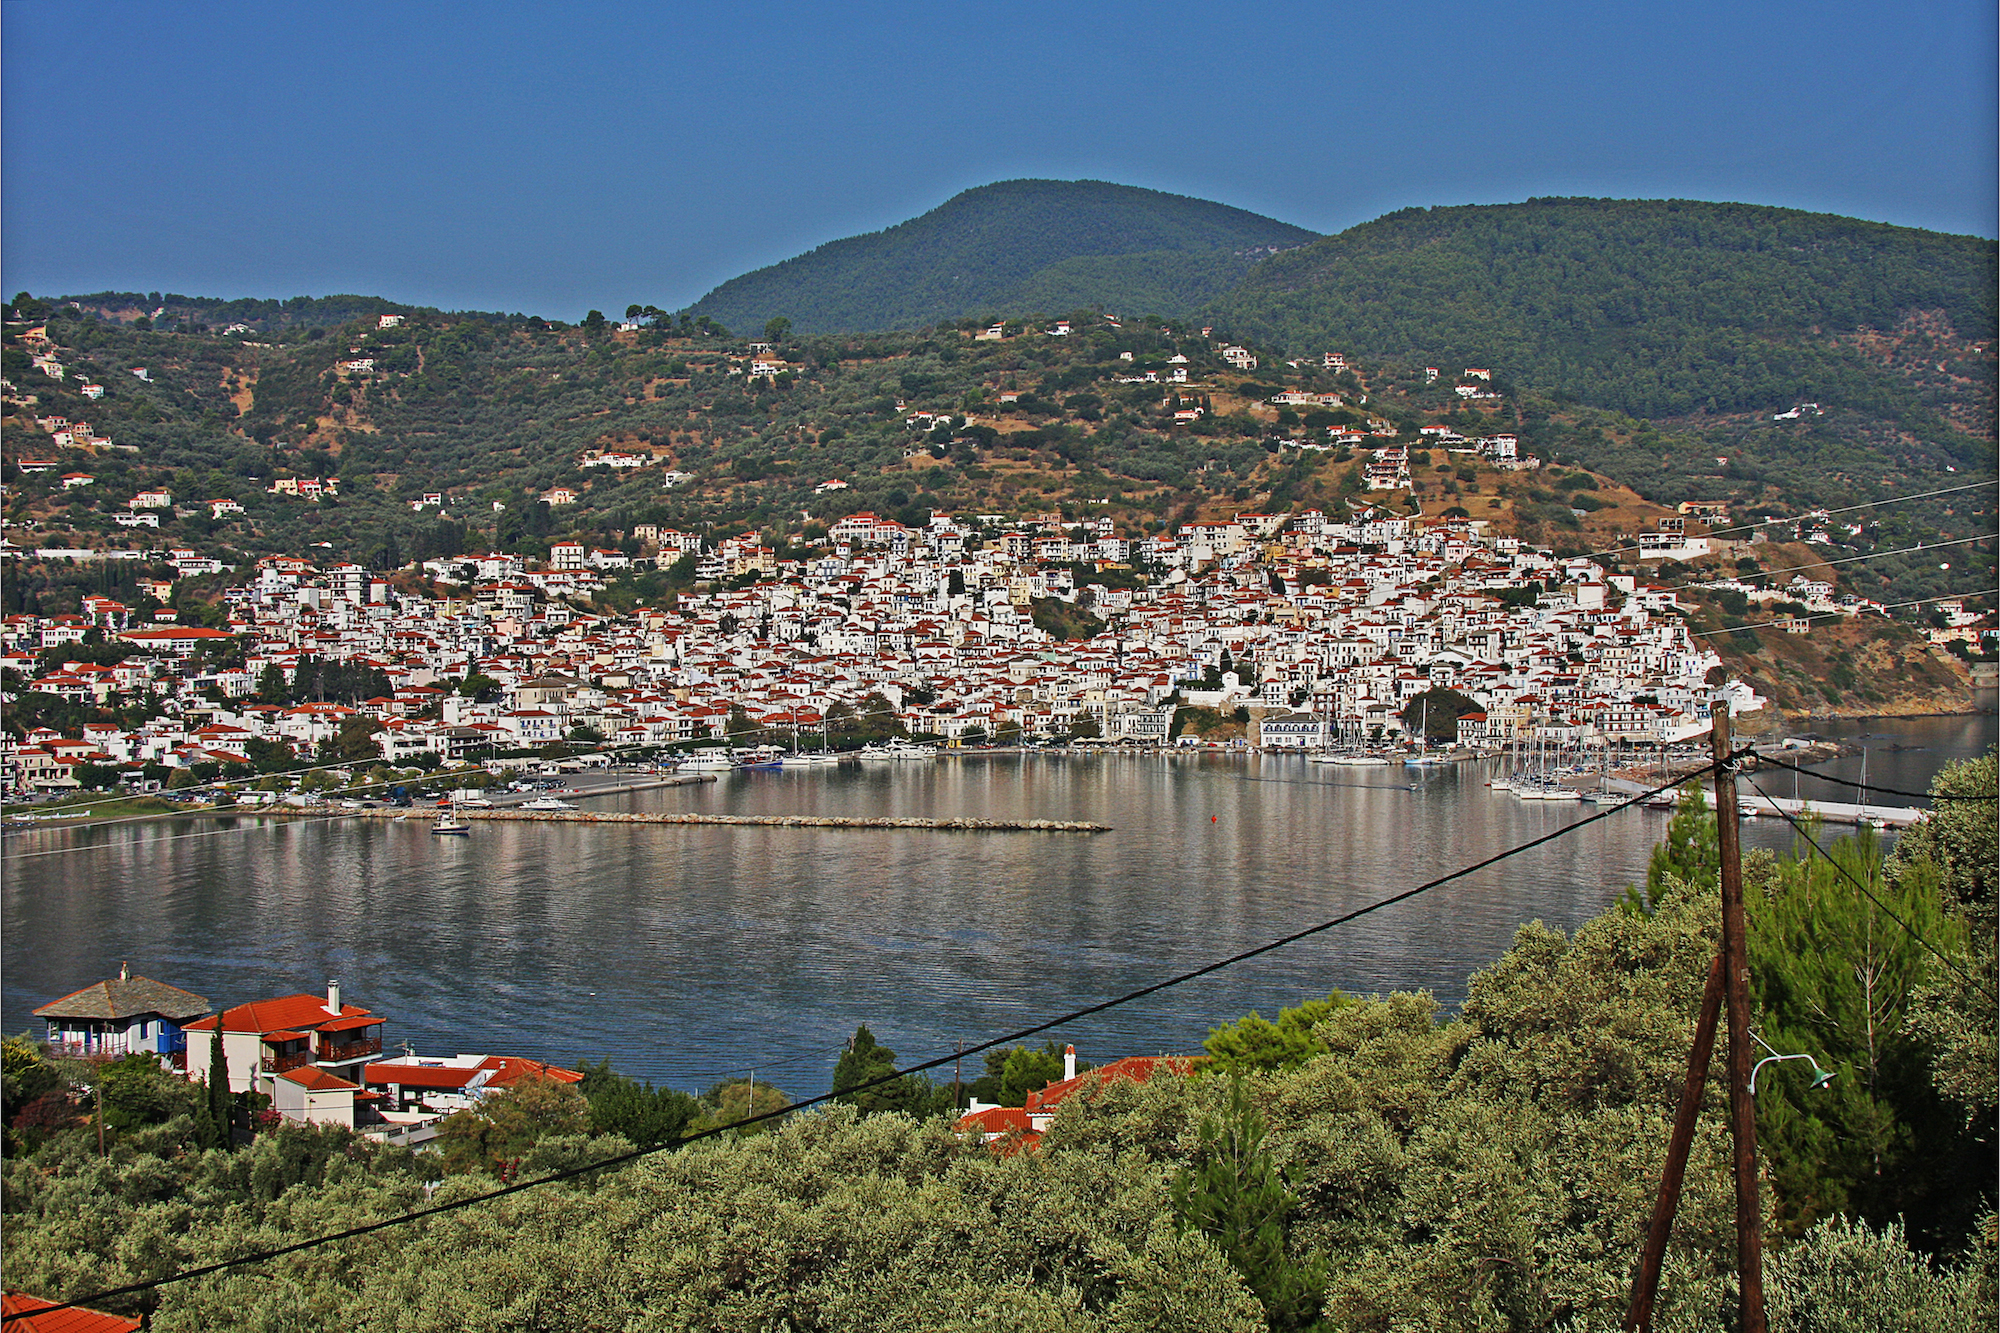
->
<box><xmin>1623</xmin><ymin>953</ymin><xmax>1723</xmax><ymax>1331</ymax></box>
<box><xmin>1710</xmin><ymin>694</ymin><xmax>1765</xmax><ymax>1333</ymax></box>
<box><xmin>1624</xmin><ymin>689</ymin><xmax>1765</xmax><ymax>1333</ymax></box>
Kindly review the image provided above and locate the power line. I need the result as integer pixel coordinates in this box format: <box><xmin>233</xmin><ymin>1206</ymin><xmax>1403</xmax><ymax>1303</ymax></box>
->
<box><xmin>1577</xmin><ymin>479</ymin><xmax>1997</xmax><ymax>563</ymax></box>
<box><xmin>1</xmin><ymin>755</ymin><xmax>1732</xmax><ymax>1324</ymax></box>
<box><xmin>1687</xmin><ymin>588</ymin><xmax>1998</xmax><ymax>639</ymax></box>
<box><xmin>1699</xmin><ymin>534</ymin><xmax>1988</xmax><ymax>584</ymax></box>
<box><xmin>1740</xmin><ymin>776</ymin><xmax>1988</xmax><ymax>995</ymax></box>
<box><xmin>1751</xmin><ymin>755</ymin><xmax>1996</xmax><ymax>803</ymax></box>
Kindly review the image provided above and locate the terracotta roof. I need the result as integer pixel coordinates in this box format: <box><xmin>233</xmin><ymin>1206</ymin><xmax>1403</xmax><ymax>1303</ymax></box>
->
<box><xmin>362</xmin><ymin>1063</ymin><xmax>483</xmax><ymax>1091</ymax></box>
<box><xmin>0</xmin><ymin>1292</ymin><xmax>142</xmax><ymax>1332</ymax></box>
<box><xmin>183</xmin><ymin>994</ymin><xmax>374</xmax><ymax>1037</ymax></box>
<box><xmin>276</xmin><ymin>1066</ymin><xmax>360</xmax><ymax>1092</ymax></box>
<box><xmin>33</xmin><ymin>975</ymin><xmax>210</xmax><ymax>1023</ymax></box>
<box><xmin>480</xmin><ymin>1057</ymin><xmax>583</xmax><ymax>1088</ymax></box>
<box><xmin>1025</xmin><ymin>1055</ymin><xmax>1197</xmax><ymax>1112</ymax></box>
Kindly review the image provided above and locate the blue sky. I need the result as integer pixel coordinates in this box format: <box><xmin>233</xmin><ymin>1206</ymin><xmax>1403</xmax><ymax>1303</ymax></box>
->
<box><xmin>4</xmin><ymin>0</ymin><xmax>1993</xmax><ymax>320</ymax></box>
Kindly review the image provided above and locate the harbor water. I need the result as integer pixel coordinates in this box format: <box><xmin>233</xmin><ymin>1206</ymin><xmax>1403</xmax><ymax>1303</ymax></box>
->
<box><xmin>5</xmin><ymin>714</ymin><xmax>1991</xmax><ymax>1095</ymax></box>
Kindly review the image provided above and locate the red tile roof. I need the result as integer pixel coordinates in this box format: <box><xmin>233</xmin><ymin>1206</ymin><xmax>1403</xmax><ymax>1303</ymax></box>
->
<box><xmin>184</xmin><ymin>993</ymin><xmax>376</xmax><ymax>1037</ymax></box>
<box><xmin>1</xmin><ymin>1292</ymin><xmax>142</xmax><ymax>1332</ymax></box>
<box><xmin>276</xmin><ymin>1066</ymin><xmax>360</xmax><ymax>1092</ymax></box>
<box><xmin>362</xmin><ymin>1063</ymin><xmax>483</xmax><ymax>1091</ymax></box>
<box><xmin>1025</xmin><ymin>1055</ymin><xmax>1197</xmax><ymax>1112</ymax></box>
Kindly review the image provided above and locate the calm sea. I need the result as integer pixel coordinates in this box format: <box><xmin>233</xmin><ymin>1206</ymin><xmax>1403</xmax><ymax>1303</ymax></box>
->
<box><xmin>6</xmin><ymin>711</ymin><xmax>1991</xmax><ymax>1095</ymax></box>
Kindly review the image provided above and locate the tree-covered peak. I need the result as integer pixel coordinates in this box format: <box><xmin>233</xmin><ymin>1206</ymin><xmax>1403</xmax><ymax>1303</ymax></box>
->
<box><xmin>681</xmin><ymin>178</ymin><xmax>1317</xmax><ymax>335</ymax></box>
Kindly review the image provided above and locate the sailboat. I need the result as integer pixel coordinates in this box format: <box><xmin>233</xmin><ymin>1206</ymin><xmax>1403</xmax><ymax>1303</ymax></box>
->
<box><xmin>1404</xmin><ymin>700</ymin><xmax>1446</xmax><ymax>766</ymax></box>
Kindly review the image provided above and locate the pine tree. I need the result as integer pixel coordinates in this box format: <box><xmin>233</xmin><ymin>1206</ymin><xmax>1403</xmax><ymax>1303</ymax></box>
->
<box><xmin>1171</xmin><ymin>1078</ymin><xmax>1325</xmax><ymax>1331</ymax></box>
<box><xmin>831</xmin><ymin>1025</ymin><xmax>913</xmax><ymax>1115</ymax></box>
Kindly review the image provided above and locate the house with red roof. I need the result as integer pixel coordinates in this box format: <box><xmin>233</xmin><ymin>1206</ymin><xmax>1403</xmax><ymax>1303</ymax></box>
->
<box><xmin>955</xmin><ymin>1045</ymin><xmax>1198</xmax><ymax>1151</ymax></box>
<box><xmin>363</xmin><ymin>1053</ymin><xmax>583</xmax><ymax>1114</ymax></box>
<box><xmin>182</xmin><ymin>980</ymin><xmax>386</xmax><ymax>1098</ymax></box>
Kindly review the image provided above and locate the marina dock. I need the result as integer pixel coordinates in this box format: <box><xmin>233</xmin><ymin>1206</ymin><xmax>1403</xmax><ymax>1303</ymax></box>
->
<box><xmin>344</xmin><ymin>807</ymin><xmax>1110</xmax><ymax>833</ymax></box>
<box><xmin>1593</xmin><ymin>777</ymin><xmax>1921</xmax><ymax>826</ymax></box>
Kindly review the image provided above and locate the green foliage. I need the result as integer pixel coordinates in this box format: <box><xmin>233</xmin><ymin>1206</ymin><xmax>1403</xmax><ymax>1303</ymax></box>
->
<box><xmin>1171</xmin><ymin>1078</ymin><xmax>1326</xmax><ymax>1330</ymax></box>
<box><xmin>968</xmin><ymin>1041</ymin><xmax>1072</xmax><ymax>1106</ymax></box>
<box><xmin>575</xmin><ymin>1057</ymin><xmax>699</xmax><ymax>1147</ymax></box>
<box><xmin>434</xmin><ymin>1074</ymin><xmax>592</xmax><ymax>1175</ymax></box>
<box><xmin>96</xmin><ymin>1053</ymin><xmax>203</xmax><ymax>1132</ymax></box>
<box><xmin>1398</xmin><ymin>686</ymin><xmax>1480</xmax><ymax>741</ymax></box>
<box><xmin>1029</xmin><ymin>596</ymin><xmax>1107</xmax><ymax>642</ymax></box>
<box><xmin>832</xmin><ymin>1024</ymin><xmax>916</xmax><ymax>1115</ymax></box>
<box><xmin>1622</xmin><ymin>783</ymin><xmax>1721</xmax><ymax>916</ymax></box>
<box><xmin>1747</xmin><ymin>827</ymin><xmax>1981</xmax><ymax>1249</ymax></box>
<box><xmin>685</xmin><ymin>179</ymin><xmax>1316</xmax><ymax>335</ymax></box>
<box><xmin>1219</xmin><ymin>197</ymin><xmax>1995</xmax><ymax>420</ymax></box>
<box><xmin>1202</xmin><ymin>991</ymin><xmax>1353</xmax><ymax>1074</ymax></box>
<box><xmin>1886</xmin><ymin>747</ymin><xmax>1998</xmax><ymax>929</ymax></box>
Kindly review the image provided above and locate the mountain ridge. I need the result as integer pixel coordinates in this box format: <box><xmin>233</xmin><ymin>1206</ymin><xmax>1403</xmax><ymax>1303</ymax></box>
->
<box><xmin>681</xmin><ymin>178</ymin><xmax>1317</xmax><ymax>334</ymax></box>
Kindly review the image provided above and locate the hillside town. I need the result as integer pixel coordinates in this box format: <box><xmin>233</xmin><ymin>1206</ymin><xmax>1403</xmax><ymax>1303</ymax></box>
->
<box><xmin>0</xmin><ymin>502</ymin><xmax>1879</xmax><ymax>796</ymax></box>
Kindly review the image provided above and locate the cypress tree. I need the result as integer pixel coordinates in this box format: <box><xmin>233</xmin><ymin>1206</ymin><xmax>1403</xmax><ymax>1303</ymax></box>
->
<box><xmin>205</xmin><ymin>1021</ymin><xmax>231</xmax><ymax>1150</ymax></box>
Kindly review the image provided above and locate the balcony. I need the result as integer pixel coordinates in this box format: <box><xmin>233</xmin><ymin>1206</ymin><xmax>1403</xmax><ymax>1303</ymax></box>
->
<box><xmin>262</xmin><ymin>1050</ymin><xmax>312</xmax><ymax>1074</ymax></box>
<box><xmin>319</xmin><ymin>1036</ymin><xmax>382</xmax><ymax>1064</ymax></box>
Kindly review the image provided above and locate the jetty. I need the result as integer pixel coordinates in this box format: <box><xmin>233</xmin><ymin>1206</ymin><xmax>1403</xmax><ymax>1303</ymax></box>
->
<box><xmin>1598</xmin><ymin>777</ymin><xmax>1921</xmax><ymax>826</ymax></box>
<box><xmin>343</xmin><ymin>807</ymin><xmax>1109</xmax><ymax>833</ymax></box>
<box><xmin>1732</xmin><ymin>791</ymin><xmax>1923</xmax><ymax>829</ymax></box>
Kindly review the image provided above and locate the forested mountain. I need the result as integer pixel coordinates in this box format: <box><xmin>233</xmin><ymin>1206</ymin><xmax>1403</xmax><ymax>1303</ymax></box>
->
<box><xmin>681</xmin><ymin>179</ymin><xmax>1317</xmax><ymax>335</ymax></box>
<box><xmin>1212</xmin><ymin>196</ymin><xmax>1997</xmax><ymax>423</ymax></box>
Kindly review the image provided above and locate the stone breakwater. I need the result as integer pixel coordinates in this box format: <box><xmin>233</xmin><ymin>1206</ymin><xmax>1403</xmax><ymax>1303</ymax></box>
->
<box><xmin>348</xmin><ymin>808</ymin><xmax>1110</xmax><ymax>833</ymax></box>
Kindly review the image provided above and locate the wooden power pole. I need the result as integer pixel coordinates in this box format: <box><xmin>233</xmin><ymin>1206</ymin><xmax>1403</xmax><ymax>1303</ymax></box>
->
<box><xmin>1624</xmin><ymin>691</ymin><xmax>1765</xmax><ymax>1333</ymax></box>
<box><xmin>1710</xmin><ymin>697</ymin><xmax>1765</xmax><ymax>1332</ymax></box>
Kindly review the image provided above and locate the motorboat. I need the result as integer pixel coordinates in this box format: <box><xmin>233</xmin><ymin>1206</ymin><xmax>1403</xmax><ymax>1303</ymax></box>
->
<box><xmin>679</xmin><ymin>752</ymin><xmax>736</xmax><ymax>772</ymax></box>
<box><xmin>519</xmin><ymin>797</ymin><xmax>576</xmax><ymax>811</ymax></box>
<box><xmin>430</xmin><ymin>813</ymin><xmax>470</xmax><ymax>835</ymax></box>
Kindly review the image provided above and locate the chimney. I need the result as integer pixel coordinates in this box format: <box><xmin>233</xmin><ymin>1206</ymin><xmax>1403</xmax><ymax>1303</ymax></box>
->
<box><xmin>119</xmin><ymin>960</ymin><xmax>130</xmax><ymax>981</ymax></box>
<box><xmin>327</xmin><ymin>979</ymin><xmax>342</xmax><ymax>1014</ymax></box>
<box><xmin>1064</xmin><ymin>1044</ymin><xmax>1076</xmax><ymax>1081</ymax></box>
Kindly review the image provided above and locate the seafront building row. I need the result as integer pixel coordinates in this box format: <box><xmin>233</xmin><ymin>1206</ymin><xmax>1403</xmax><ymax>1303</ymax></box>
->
<box><xmin>0</xmin><ymin>509</ymin><xmax>1843</xmax><ymax>789</ymax></box>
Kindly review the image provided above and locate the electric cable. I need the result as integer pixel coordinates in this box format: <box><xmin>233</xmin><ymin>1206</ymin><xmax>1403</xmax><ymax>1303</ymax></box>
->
<box><xmin>0</xmin><ymin>754</ymin><xmax>1732</xmax><ymax>1324</ymax></box>
<box><xmin>1686</xmin><ymin>588</ymin><xmax>1998</xmax><ymax>639</ymax></box>
<box><xmin>1575</xmin><ymin>478</ymin><xmax>1997</xmax><ymax>563</ymax></box>
<box><xmin>1751</xmin><ymin>755</ymin><xmax>1996</xmax><ymax>803</ymax></box>
<box><xmin>1741</xmin><ymin>776</ymin><xmax>1989</xmax><ymax>995</ymax></box>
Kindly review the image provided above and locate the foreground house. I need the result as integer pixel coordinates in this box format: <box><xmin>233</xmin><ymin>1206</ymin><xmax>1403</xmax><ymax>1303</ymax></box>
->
<box><xmin>32</xmin><ymin>965</ymin><xmax>210</xmax><ymax>1065</ymax></box>
<box><xmin>181</xmin><ymin>980</ymin><xmax>386</xmax><ymax>1096</ymax></box>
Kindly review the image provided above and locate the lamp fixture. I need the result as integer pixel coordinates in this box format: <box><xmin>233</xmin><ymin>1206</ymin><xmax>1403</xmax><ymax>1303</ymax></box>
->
<box><xmin>1748</xmin><ymin>1029</ymin><xmax>1836</xmax><ymax>1095</ymax></box>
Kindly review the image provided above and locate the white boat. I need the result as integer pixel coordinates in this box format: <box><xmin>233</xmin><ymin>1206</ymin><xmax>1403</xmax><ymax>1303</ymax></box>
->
<box><xmin>430</xmin><ymin>813</ymin><xmax>470</xmax><ymax>835</ymax></box>
<box><xmin>679</xmin><ymin>752</ymin><xmax>736</xmax><ymax>772</ymax></box>
<box><xmin>863</xmin><ymin>739</ymin><xmax>937</xmax><ymax>760</ymax></box>
<box><xmin>519</xmin><ymin>797</ymin><xmax>576</xmax><ymax>811</ymax></box>
<box><xmin>778</xmin><ymin>752</ymin><xmax>838</xmax><ymax>767</ymax></box>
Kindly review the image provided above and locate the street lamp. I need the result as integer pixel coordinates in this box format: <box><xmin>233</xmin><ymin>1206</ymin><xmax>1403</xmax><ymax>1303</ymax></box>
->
<box><xmin>1748</xmin><ymin>1030</ymin><xmax>1836</xmax><ymax>1095</ymax></box>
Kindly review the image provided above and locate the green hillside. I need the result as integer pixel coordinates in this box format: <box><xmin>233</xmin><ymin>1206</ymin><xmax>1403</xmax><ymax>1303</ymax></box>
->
<box><xmin>681</xmin><ymin>179</ymin><xmax>1316</xmax><ymax>335</ymax></box>
<box><xmin>1213</xmin><ymin>196</ymin><xmax>1996</xmax><ymax>423</ymax></box>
